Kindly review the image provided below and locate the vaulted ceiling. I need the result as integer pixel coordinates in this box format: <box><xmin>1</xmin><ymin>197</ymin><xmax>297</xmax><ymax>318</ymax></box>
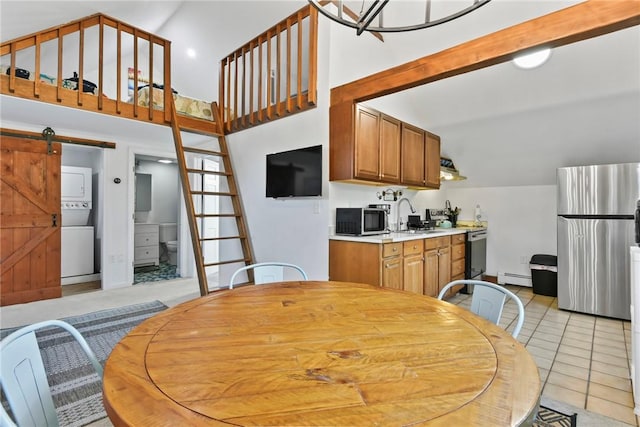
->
<box><xmin>1</xmin><ymin>1</ymin><xmax>638</xmax><ymax>188</ymax></box>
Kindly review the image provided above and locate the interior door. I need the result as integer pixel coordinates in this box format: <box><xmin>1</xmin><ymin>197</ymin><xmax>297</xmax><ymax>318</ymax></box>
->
<box><xmin>0</xmin><ymin>136</ymin><xmax>62</xmax><ymax>305</ymax></box>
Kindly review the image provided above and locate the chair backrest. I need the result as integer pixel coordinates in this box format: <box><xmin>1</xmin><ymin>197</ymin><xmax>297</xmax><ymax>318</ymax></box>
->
<box><xmin>437</xmin><ymin>280</ymin><xmax>525</xmax><ymax>338</ymax></box>
<box><xmin>229</xmin><ymin>262</ymin><xmax>308</xmax><ymax>289</ymax></box>
<box><xmin>0</xmin><ymin>320</ymin><xmax>103</xmax><ymax>427</ymax></box>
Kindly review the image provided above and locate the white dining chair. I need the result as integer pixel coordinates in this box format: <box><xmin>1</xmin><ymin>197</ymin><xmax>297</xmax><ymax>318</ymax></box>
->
<box><xmin>0</xmin><ymin>319</ymin><xmax>103</xmax><ymax>427</ymax></box>
<box><xmin>437</xmin><ymin>280</ymin><xmax>525</xmax><ymax>338</ymax></box>
<box><xmin>229</xmin><ymin>262</ymin><xmax>308</xmax><ymax>289</ymax></box>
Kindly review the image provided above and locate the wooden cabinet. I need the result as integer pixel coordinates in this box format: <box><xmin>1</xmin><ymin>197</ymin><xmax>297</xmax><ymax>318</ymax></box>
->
<box><xmin>425</xmin><ymin>131</ymin><xmax>441</xmax><ymax>188</ymax></box>
<box><xmin>354</xmin><ymin>105</ymin><xmax>401</xmax><ymax>183</ymax></box>
<box><xmin>401</xmin><ymin>124</ymin><xmax>441</xmax><ymax>189</ymax></box>
<box><xmin>134</xmin><ymin>224</ymin><xmax>159</xmax><ymax>267</ymax></box>
<box><xmin>447</xmin><ymin>233</ymin><xmax>467</xmax><ymax>298</ymax></box>
<box><xmin>329</xmin><ymin>234</ymin><xmax>466</xmax><ymax>298</ymax></box>
<box><xmin>382</xmin><ymin>243</ymin><xmax>403</xmax><ymax>290</ymax></box>
<box><xmin>331</xmin><ymin>104</ymin><xmax>439</xmax><ymax>189</ymax></box>
<box><xmin>424</xmin><ymin>236</ymin><xmax>451</xmax><ymax>298</ymax></box>
<box><xmin>401</xmin><ymin>123</ymin><xmax>425</xmax><ymax>187</ymax></box>
<box><xmin>403</xmin><ymin>240</ymin><xmax>424</xmax><ymax>294</ymax></box>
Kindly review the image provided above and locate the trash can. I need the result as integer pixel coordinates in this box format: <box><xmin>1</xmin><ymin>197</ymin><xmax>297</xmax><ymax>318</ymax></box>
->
<box><xmin>530</xmin><ymin>254</ymin><xmax>558</xmax><ymax>297</ymax></box>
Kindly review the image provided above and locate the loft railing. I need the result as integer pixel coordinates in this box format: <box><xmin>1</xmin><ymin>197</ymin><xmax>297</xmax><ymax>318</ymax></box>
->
<box><xmin>220</xmin><ymin>5</ymin><xmax>318</xmax><ymax>134</ymax></box>
<box><xmin>0</xmin><ymin>14</ymin><xmax>187</xmax><ymax>129</ymax></box>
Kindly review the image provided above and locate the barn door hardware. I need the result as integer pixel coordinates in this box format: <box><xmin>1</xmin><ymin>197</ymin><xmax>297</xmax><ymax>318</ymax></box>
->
<box><xmin>42</xmin><ymin>127</ymin><xmax>56</xmax><ymax>155</ymax></box>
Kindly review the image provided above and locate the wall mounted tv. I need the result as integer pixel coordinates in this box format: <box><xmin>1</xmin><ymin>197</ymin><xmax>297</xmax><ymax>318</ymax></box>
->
<box><xmin>266</xmin><ymin>145</ymin><xmax>322</xmax><ymax>198</ymax></box>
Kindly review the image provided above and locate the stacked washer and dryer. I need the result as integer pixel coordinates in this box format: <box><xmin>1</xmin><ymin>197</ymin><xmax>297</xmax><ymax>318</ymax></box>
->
<box><xmin>61</xmin><ymin>166</ymin><xmax>95</xmax><ymax>284</ymax></box>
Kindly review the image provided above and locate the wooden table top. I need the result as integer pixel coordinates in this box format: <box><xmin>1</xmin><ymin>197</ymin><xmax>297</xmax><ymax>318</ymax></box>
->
<box><xmin>103</xmin><ymin>281</ymin><xmax>540</xmax><ymax>426</ymax></box>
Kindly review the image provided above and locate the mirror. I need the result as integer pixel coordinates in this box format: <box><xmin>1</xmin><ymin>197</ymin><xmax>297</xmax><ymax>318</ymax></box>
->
<box><xmin>135</xmin><ymin>173</ymin><xmax>152</xmax><ymax>211</ymax></box>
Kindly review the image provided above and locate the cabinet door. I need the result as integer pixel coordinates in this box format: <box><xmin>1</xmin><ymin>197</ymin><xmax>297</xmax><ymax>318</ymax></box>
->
<box><xmin>438</xmin><ymin>246</ymin><xmax>452</xmax><ymax>295</ymax></box>
<box><xmin>425</xmin><ymin>131</ymin><xmax>441</xmax><ymax>188</ymax></box>
<box><xmin>354</xmin><ymin>106</ymin><xmax>381</xmax><ymax>181</ymax></box>
<box><xmin>424</xmin><ymin>249</ymin><xmax>439</xmax><ymax>297</ymax></box>
<box><xmin>400</xmin><ymin>123</ymin><xmax>425</xmax><ymax>186</ymax></box>
<box><xmin>403</xmin><ymin>253</ymin><xmax>424</xmax><ymax>294</ymax></box>
<box><xmin>380</xmin><ymin>114</ymin><xmax>401</xmax><ymax>183</ymax></box>
<box><xmin>382</xmin><ymin>257</ymin><xmax>403</xmax><ymax>290</ymax></box>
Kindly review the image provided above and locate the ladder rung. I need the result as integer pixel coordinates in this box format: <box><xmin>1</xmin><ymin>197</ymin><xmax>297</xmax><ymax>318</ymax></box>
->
<box><xmin>186</xmin><ymin>168</ymin><xmax>231</xmax><ymax>176</ymax></box>
<box><xmin>183</xmin><ymin>147</ymin><xmax>226</xmax><ymax>157</ymax></box>
<box><xmin>199</xmin><ymin>235</ymin><xmax>246</xmax><ymax>242</ymax></box>
<box><xmin>204</xmin><ymin>258</ymin><xmax>250</xmax><ymax>268</ymax></box>
<box><xmin>194</xmin><ymin>213</ymin><xmax>239</xmax><ymax>218</ymax></box>
<box><xmin>191</xmin><ymin>191</ymin><xmax>237</xmax><ymax>197</ymax></box>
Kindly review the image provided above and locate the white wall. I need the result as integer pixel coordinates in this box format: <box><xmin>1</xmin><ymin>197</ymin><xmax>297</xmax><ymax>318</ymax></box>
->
<box><xmin>134</xmin><ymin>160</ymin><xmax>179</xmax><ymax>225</ymax></box>
<box><xmin>422</xmin><ymin>185</ymin><xmax>558</xmax><ymax>278</ymax></box>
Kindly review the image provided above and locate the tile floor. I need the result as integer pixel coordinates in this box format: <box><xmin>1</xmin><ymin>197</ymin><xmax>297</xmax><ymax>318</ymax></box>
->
<box><xmin>2</xmin><ymin>280</ymin><xmax>639</xmax><ymax>426</ymax></box>
<box><xmin>448</xmin><ymin>285</ymin><xmax>639</xmax><ymax>426</ymax></box>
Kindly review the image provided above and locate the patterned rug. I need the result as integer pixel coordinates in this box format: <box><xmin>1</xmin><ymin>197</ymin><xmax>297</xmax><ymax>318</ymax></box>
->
<box><xmin>134</xmin><ymin>261</ymin><xmax>179</xmax><ymax>284</ymax></box>
<box><xmin>1</xmin><ymin>300</ymin><xmax>168</xmax><ymax>426</ymax></box>
<box><xmin>534</xmin><ymin>404</ymin><xmax>578</xmax><ymax>427</ymax></box>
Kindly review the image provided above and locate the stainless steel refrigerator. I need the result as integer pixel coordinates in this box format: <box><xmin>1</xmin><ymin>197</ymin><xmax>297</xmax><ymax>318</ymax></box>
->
<box><xmin>557</xmin><ymin>163</ymin><xmax>640</xmax><ymax>320</ymax></box>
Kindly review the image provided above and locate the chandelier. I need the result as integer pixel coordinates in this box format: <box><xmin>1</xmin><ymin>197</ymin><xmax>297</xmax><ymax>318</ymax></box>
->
<box><xmin>308</xmin><ymin>0</ymin><xmax>492</xmax><ymax>35</ymax></box>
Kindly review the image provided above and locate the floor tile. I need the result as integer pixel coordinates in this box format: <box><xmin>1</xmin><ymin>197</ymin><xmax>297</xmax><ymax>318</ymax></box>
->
<box><xmin>543</xmin><ymin>383</ymin><xmax>586</xmax><ymax>408</ymax></box>
<box><xmin>591</xmin><ymin>350</ymin><xmax>630</xmax><ymax>369</ymax></box>
<box><xmin>550</xmin><ymin>360</ymin><xmax>589</xmax><ymax>381</ymax></box>
<box><xmin>589</xmin><ymin>370</ymin><xmax>632</xmax><ymax>392</ymax></box>
<box><xmin>587</xmin><ymin>395</ymin><xmax>637</xmax><ymax>425</ymax></box>
<box><xmin>546</xmin><ymin>371</ymin><xmax>588</xmax><ymax>394</ymax></box>
<box><xmin>588</xmin><ymin>382</ymin><xmax>634</xmax><ymax>408</ymax></box>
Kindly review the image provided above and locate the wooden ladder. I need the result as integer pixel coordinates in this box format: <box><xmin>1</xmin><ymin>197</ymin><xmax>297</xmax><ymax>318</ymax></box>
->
<box><xmin>168</xmin><ymin>101</ymin><xmax>254</xmax><ymax>296</ymax></box>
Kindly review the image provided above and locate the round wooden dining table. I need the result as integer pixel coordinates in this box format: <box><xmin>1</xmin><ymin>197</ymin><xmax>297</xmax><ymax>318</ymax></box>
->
<box><xmin>103</xmin><ymin>281</ymin><xmax>540</xmax><ymax>426</ymax></box>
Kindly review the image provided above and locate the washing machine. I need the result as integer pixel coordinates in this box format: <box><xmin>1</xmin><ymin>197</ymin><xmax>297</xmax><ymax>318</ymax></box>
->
<box><xmin>61</xmin><ymin>166</ymin><xmax>94</xmax><ymax>279</ymax></box>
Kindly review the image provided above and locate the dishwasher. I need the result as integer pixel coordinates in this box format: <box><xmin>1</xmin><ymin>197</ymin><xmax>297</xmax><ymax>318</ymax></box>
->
<box><xmin>461</xmin><ymin>228</ymin><xmax>487</xmax><ymax>294</ymax></box>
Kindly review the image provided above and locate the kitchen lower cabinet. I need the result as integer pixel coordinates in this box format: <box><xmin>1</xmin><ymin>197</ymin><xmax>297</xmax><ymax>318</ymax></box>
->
<box><xmin>448</xmin><ymin>233</ymin><xmax>467</xmax><ymax>296</ymax></box>
<box><xmin>424</xmin><ymin>236</ymin><xmax>451</xmax><ymax>298</ymax></box>
<box><xmin>330</xmin><ymin>234</ymin><xmax>465</xmax><ymax>298</ymax></box>
<box><xmin>382</xmin><ymin>255</ymin><xmax>403</xmax><ymax>290</ymax></box>
<box><xmin>403</xmin><ymin>240</ymin><xmax>424</xmax><ymax>294</ymax></box>
<box><xmin>329</xmin><ymin>240</ymin><xmax>382</xmax><ymax>285</ymax></box>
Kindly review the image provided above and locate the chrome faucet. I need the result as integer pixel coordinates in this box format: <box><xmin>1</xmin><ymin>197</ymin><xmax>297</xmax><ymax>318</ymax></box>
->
<box><xmin>396</xmin><ymin>197</ymin><xmax>416</xmax><ymax>231</ymax></box>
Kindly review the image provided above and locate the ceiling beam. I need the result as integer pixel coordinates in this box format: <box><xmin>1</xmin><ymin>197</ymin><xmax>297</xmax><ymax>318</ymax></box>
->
<box><xmin>330</xmin><ymin>0</ymin><xmax>640</xmax><ymax>105</ymax></box>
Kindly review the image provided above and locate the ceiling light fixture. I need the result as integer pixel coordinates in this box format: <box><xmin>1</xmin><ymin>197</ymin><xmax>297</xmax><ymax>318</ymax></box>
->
<box><xmin>157</xmin><ymin>159</ymin><xmax>172</xmax><ymax>164</ymax></box>
<box><xmin>308</xmin><ymin>0</ymin><xmax>492</xmax><ymax>35</ymax></box>
<box><xmin>512</xmin><ymin>48</ymin><xmax>551</xmax><ymax>69</ymax></box>
<box><xmin>186</xmin><ymin>48</ymin><xmax>197</xmax><ymax>59</ymax></box>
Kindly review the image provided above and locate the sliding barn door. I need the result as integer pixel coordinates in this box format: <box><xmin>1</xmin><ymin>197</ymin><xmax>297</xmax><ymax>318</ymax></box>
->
<box><xmin>0</xmin><ymin>136</ymin><xmax>62</xmax><ymax>305</ymax></box>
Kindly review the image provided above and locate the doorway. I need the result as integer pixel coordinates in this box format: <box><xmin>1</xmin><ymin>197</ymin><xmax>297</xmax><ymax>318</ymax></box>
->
<box><xmin>133</xmin><ymin>153</ymin><xmax>181</xmax><ymax>284</ymax></box>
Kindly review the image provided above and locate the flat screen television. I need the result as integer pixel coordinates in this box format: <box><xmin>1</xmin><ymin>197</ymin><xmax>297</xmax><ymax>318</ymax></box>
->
<box><xmin>266</xmin><ymin>145</ymin><xmax>322</xmax><ymax>198</ymax></box>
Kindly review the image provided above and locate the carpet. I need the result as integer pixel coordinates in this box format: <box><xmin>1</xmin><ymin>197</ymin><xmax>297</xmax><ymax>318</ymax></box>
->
<box><xmin>1</xmin><ymin>300</ymin><xmax>168</xmax><ymax>427</ymax></box>
<box><xmin>534</xmin><ymin>404</ymin><xmax>577</xmax><ymax>427</ymax></box>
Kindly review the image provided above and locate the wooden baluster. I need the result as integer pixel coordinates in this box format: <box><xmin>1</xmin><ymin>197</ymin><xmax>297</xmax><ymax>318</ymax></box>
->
<box><xmin>56</xmin><ymin>29</ymin><xmax>62</xmax><ymax>102</ymax></box>
<box><xmin>249</xmin><ymin>41</ymin><xmax>255</xmax><ymax>126</ymax></box>
<box><xmin>148</xmin><ymin>34</ymin><xmax>154</xmax><ymax>121</ymax></box>
<box><xmin>308</xmin><ymin>8</ymin><xmax>318</xmax><ymax>106</ymax></box>
<box><xmin>34</xmin><ymin>35</ymin><xmax>41</xmax><ymax>98</ymax></box>
<box><xmin>266</xmin><ymin>30</ymin><xmax>272</xmax><ymax>120</ymax></box>
<box><xmin>275</xmin><ymin>24</ymin><xmax>281</xmax><ymax>116</ymax></box>
<box><xmin>286</xmin><ymin>19</ymin><xmax>292</xmax><ymax>114</ymax></box>
<box><xmin>257</xmin><ymin>36</ymin><xmax>263</xmax><ymax>123</ymax></box>
<box><xmin>164</xmin><ymin>40</ymin><xmax>172</xmax><ymax>123</ymax></box>
<box><xmin>233</xmin><ymin>50</ymin><xmax>239</xmax><ymax>129</ymax></box>
<box><xmin>297</xmin><ymin>11</ymin><xmax>303</xmax><ymax>110</ymax></box>
<box><xmin>133</xmin><ymin>28</ymin><xmax>138</xmax><ymax>118</ymax></box>
<box><xmin>78</xmin><ymin>20</ymin><xmax>84</xmax><ymax>106</ymax></box>
<box><xmin>98</xmin><ymin>15</ymin><xmax>104</xmax><ymax>110</ymax></box>
<box><xmin>116</xmin><ymin>22</ymin><xmax>122</xmax><ymax>113</ymax></box>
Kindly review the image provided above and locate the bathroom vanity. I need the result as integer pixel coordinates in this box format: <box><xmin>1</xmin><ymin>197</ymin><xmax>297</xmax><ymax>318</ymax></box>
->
<box><xmin>134</xmin><ymin>223</ymin><xmax>159</xmax><ymax>267</ymax></box>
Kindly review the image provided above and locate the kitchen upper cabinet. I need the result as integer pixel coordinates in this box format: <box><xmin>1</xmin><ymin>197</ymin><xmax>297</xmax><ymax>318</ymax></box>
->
<box><xmin>330</xmin><ymin>103</ymin><xmax>439</xmax><ymax>189</ymax></box>
<box><xmin>401</xmin><ymin>123</ymin><xmax>425</xmax><ymax>187</ymax></box>
<box><xmin>354</xmin><ymin>105</ymin><xmax>401</xmax><ymax>183</ymax></box>
<box><xmin>401</xmin><ymin>125</ymin><xmax>441</xmax><ymax>189</ymax></box>
<box><xmin>425</xmin><ymin>131</ymin><xmax>441</xmax><ymax>189</ymax></box>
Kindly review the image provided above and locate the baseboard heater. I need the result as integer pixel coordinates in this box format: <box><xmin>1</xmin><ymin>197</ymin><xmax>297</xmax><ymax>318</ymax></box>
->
<box><xmin>497</xmin><ymin>272</ymin><xmax>532</xmax><ymax>287</ymax></box>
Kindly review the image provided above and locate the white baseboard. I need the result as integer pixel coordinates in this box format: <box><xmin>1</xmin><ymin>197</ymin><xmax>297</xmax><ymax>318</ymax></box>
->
<box><xmin>497</xmin><ymin>271</ymin><xmax>532</xmax><ymax>287</ymax></box>
<box><xmin>61</xmin><ymin>273</ymin><xmax>101</xmax><ymax>285</ymax></box>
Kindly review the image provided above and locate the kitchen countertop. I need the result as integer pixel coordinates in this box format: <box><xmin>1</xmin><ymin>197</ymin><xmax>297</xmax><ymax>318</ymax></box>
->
<box><xmin>330</xmin><ymin>228</ymin><xmax>469</xmax><ymax>244</ymax></box>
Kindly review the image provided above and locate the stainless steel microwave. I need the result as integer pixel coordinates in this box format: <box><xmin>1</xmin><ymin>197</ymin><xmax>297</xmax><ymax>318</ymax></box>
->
<box><xmin>335</xmin><ymin>208</ymin><xmax>388</xmax><ymax>236</ymax></box>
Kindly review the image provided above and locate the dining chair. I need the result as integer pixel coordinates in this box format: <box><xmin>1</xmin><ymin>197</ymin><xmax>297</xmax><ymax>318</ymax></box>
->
<box><xmin>0</xmin><ymin>319</ymin><xmax>103</xmax><ymax>427</ymax></box>
<box><xmin>437</xmin><ymin>280</ymin><xmax>525</xmax><ymax>338</ymax></box>
<box><xmin>229</xmin><ymin>262</ymin><xmax>308</xmax><ymax>289</ymax></box>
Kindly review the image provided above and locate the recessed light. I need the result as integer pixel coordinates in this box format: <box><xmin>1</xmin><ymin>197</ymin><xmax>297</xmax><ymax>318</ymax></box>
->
<box><xmin>158</xmin><ymin>159</ymin><xmax>172</xmax><ymax>164</ymax></box>
<box><xmin>513</xmin><ymin>48</ymin><xmax>551</xmax><ymax>69</ymax></box>
<box><xmin>186</xmin><ymin>48</ymin><xmax>196</xmax><ymax>59</ymax></box>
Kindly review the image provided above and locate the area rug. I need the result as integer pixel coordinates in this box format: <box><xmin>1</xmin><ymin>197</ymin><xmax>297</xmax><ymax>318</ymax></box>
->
<box><xmin>534</xmin><ymin>404</ymin><xmax>577</xmax><ymax>427</ymax></box>
<box><xmin>1</xmin><ymin>300</ymin><xmax>168</xmax><ymax>427</ymax></box>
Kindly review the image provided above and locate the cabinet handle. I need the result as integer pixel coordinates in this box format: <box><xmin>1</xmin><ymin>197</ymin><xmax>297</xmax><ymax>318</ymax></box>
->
<box><xmin>393</xmin><ymin>248</ymin><xmax>398</xmax><ymax>252</ymax></box>
<box><xmin>385</xmin><ymin>264</ymin><xmax>391</xmax><ymax>268</ymax></box>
